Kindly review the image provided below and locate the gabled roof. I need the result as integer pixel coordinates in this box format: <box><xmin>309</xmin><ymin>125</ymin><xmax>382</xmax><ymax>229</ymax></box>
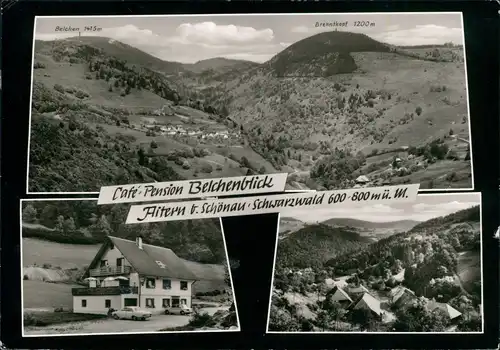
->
<box><xmin>330</xmin><ymin>286</ymin><xmax>353</xmax><ymax>303</ymax></box>
<box><xmin>351</xmin><ymin>292</ymin><xmax>383</xmax><ymax>316</ymax></box>
<box><xmin>391</xmin><ymin>286</ymin><xmax>416</xmax><ymax>304</ymax></box>
<box><xmin>356</xmin><ymin>175</ymin><xmax>370</xmax><ymax>183</ymax></box>
<box><xmin>86</xmin><ymin>236</ymin><xmax>217</xmax><ymax>281</ymax></box>
<box><xmin>426</xmin><ymin>300</ymin><xmax>462</xmax><ymax>320</ymax></box>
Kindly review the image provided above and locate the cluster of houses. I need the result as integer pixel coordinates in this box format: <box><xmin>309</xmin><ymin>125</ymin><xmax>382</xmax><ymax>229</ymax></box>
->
<box><xmin>129</xmin><ymin>122</ymin><xmax>239</xmax><ymax>142</ymax></box>
<box><xmin>352</xmin><ymin>153</ymin><xmax>429</xmax><ymax>188</ymax></box>
<box><xmin>326</xmin><ymin>283</ymin><xmax>462</xmax><ymax>324</ymax></box>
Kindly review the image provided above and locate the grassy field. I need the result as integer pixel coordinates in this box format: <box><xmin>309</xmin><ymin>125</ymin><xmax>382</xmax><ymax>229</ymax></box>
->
<box><xmin>351</xmin><ymin>52</ymin><xmax>469</xmax><ymax>151</ymax></box>
<box><xmin>22</xmin><ymin>238</ymin><xmax>99</xmax><ymax>269</ymax></box>
<box><xmin>33</xmin><ymin>53</ymin><xmax>167</xmax><ymax>109</ymax></box>
<box><xmin>23</xmin><ymin>280</ymin><xmax>76</xmax><ymax>309</ymax></box>
<box><xmin>24</xmin><ymin>310</ymin><xmax>106</xmax><ymax>327</ymax></box>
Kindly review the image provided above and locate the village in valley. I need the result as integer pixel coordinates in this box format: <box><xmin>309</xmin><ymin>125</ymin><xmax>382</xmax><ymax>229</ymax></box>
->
<box><xmin>268</xmin><ymin>195</ymin><xmax>482</xmax><ymax>333</ymax></box>
<box><xmin>28</xmin><ymin>13</ymin><xmax>473</xmax><ymax>193</ymax></box>
<box><xmin>132</xmin><ymin>103</ymin><xmax>242</xmax><ymax>145</ymax></box>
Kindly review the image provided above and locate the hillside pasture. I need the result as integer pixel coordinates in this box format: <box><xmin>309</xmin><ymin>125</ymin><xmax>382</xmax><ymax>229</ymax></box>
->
<box><xmin>360</xmin><ymin>139</ymin><xmax>471</xmax><ymax>190</ymax></box>
<box><xmin>126</xmin><ymin>114</ymin><xmax>188</xmax><ymax>125</ymax></box>
<box><xmin>22</xmin><ymin>238</ymin><xmax>99</xmax><ymax>269</ymax></box>
<box><xmin>23</xmin><ymin>266</ymin><xmax>78</xmax><ymax>283</ymax></box>
<box><xmin>181</xmin><ymin>259</ymin><xmax>228</xmax><ymax>294</ymax></box>
<box><xmin>33</xmin><ymin>54</ymin><xmax>168</xmax><ymax>110</ymax></box>
<box><xmin>350</xmin><ymin>52</ymin><xmax>468</xmax><ymax>150</ymax></box>
<box><xmin>391</xmin><ymin>159</ymin><xmax>472</xmax><ymax>189</ymax></box>
<box><xmin>173</xmin><ymin>105</ymin><xmax>217</xmax><ymax>122</ymax></box>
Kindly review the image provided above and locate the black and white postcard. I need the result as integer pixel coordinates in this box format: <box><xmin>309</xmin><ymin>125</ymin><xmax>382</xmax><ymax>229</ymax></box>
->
<box><xmin>267</xmin><ymin>192</ymin><xmax>482</xmax><ymax>333</ymax></box>
<box><xmin>20</xmin><ymin>199</ymin><xmax>240</xmax><ymax>336</ymax></box>
<box><xmin>27</xmin><ymin>12</ymin><xmax>473</xmax><ymax>194</ymax></box>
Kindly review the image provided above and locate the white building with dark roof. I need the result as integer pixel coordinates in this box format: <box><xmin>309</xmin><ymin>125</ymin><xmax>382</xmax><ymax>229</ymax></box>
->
<box><xmin>72</xmin><ymin>235</ymin><xmax>211</xmax><ymax>315</ymax></box>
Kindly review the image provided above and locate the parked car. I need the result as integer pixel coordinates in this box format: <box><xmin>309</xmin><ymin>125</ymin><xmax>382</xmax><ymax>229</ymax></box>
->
<box><xmin>164</xmin><ymin>304</ymin><xmax>193</xmax><ymax>315</ymax></box>
<box><xmin>112</xmin><ymin>307</ymin><xmax>152</xmax><ymax>321</ymax></box>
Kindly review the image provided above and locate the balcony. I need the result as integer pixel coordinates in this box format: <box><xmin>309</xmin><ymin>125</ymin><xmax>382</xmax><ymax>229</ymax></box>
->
<box><xmin>89</xmin><ymin>265</ymin><xmax>131</xmax><ymax>277</ymax></box>
<box><xmin>72</xmin><ymin>286</ymin><xmax>139</xmax><ymax>296</ymax></box>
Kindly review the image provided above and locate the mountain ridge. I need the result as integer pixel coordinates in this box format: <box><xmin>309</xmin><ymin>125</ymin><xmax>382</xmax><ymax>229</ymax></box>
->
<box><xmin>322</xmin><ymin>218</ymin><xmax>420</xmax><ymax>230</ymax></box>
<box><xmin>30</xmin><ymin>30</ymin><xmax>472</xmax><ymax>193</ymax></box>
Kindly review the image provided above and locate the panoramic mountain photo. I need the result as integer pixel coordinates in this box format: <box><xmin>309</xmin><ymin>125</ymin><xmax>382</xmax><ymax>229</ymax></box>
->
<box><xmin>268</xmin><ymin>193</ymin><xmax>482</xmax><ymax>333</ymax></box>
<box><xmin>21</xmin><ymin>199</ymin><xmax>239</xmax><ymax>336</ymax></box>
<box><xmin>28</xmin><ymin>13</ymin><xmax>472</xmax><ymax>193</ymax></box>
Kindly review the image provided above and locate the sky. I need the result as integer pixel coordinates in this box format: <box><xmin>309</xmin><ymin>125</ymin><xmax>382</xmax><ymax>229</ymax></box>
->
<box><xmin>282</xmin><ymin>193</ymin><xmax>480</xmax><ymax>224</ymax></box>
<box><xmin>34</xmin><ymin>13</ymin><xmax>464</xmax><ymax>63</ymax></box>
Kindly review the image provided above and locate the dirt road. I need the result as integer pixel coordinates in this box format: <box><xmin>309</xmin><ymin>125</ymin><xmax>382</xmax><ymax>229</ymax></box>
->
<box><xmin>24</xmin><ymin>307</ymin><xmax>227</xmax><ymax>335</ymax></box>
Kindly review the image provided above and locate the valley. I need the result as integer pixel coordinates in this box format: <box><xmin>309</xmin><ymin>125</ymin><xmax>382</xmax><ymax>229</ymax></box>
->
<box><xmin>29</xmin><ymin>31</ymin><xmax>472</xmax><ymax>192</ymax></box>
<box><xmin>279</xmin><ymin>217</ymin><xmax>420</xmax><ymax>242</ymax></box>
<box><xmin>269</xmin><ymin>205</ymin><xmax>482</xmax><ymax>333</ymax></box>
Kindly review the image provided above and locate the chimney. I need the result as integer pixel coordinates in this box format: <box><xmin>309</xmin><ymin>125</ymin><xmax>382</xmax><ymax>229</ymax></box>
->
<box><xmin>136</xmin><ymin>235</ymin><xmax>143</xmax><ymax>250</ymax></box>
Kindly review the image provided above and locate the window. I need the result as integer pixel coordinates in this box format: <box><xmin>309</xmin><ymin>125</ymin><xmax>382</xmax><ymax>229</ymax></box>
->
<box><xmin>145</xmin><ymin>298</ymin><xmax>155</xmax><ymax>308</ymax></box>
<box><xmin>181</xmin><ymin>299</ymin><xmax>187</xmax><ymax>305</ymax></box>
<box><xmin>100</xmin><ymin>260</ymin><xmax>108</xmax><ymax>268</ymax></box>
<box><xmin>124</xmin><ymin>298</ymin><xmax>138</xmax><ymax>307</ymax></box>
<box><xmin>162</xmin><ymin>299</ymin><xmax>170</xmax><ymax>308</ymax></box>
<box><xmin>116</xmin><ymin>258</ymin><xmax>123</xmax><ymax>267</ymax></box>
<box><xmin>180</xmin><ymin>281</ymin><xmax>188</xmax><ymax>290</ymax></box>
<box><xmin>162</xmin><ymin>279</ymin><xmax>171</xmax><ymax>290</ymax></box>
<box><xmin>81</xmin><ymin>299</ymin><xmax>87</xmax><ymax>307</ymax></box>
<box><xmin>146</xmin><ymin>278</ymin><xmax>156</xmax><ymax>289</ymax></box>
<box><xmin>105</xmin><ymin>299</ymin><xmax>111</xmax><ymax>308</ymax></box>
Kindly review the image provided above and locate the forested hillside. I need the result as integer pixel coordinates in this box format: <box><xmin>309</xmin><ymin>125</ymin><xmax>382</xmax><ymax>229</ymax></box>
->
<box><xmin>326</xmin><ymin>206</ymin><xmax>481</xmax><ymax>296</ymax></box>
<box><xmin>22</xmin><ymin>201</ymin><xmax>225</xmax><ymax>264</ymax></box>
<box><xmin>269</xmin><ymin>205</ymin><xmax>482</xmax><ymax>333</ymax></box>
<box><xmin>275</xmin><ymin>224</ymin><xmax>372</xmax><ymax>270</ymax></box>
